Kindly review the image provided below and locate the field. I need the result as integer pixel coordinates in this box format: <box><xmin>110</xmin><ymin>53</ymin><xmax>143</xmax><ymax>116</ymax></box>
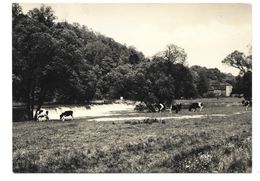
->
<box><xmin>12</xmin><ymin>98</ymin><xmax>252</xmax><ymax>173</ymax></box>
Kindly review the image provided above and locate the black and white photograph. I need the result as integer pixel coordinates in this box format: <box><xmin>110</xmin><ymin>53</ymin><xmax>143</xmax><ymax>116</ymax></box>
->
<box><xmin>7</xmin><ymin>1</ymin><xmax>258</xmax><ymax>175</ymax></box>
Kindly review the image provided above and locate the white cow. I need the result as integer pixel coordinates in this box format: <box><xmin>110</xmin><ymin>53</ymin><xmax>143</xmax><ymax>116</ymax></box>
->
<box><xmin>36</xmin><ymin>109</ymin><xmax>49</xmax><ymax>121</ymax></box>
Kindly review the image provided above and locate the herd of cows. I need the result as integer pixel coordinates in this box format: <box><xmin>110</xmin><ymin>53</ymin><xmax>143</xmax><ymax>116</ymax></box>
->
<box><xmin>146</xmin><ymin>102</ymin><xmax>204</xmax><ymax>113</ymax></box>
<box><xmin>35</xmin><ymin>99</ymin><xmax>252</xmax><ymax>122</ymax></box>
<box><xmin>36</xmin><ymin>110</ymin><xmax>74</xmax><ymax>122</ymax></box>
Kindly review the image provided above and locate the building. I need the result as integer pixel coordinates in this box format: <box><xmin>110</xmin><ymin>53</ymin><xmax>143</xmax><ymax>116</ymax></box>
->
<box><xmin>225</xmin><ymin>85</ymin><xmax>233</xmax><ymax>97</ymax></box>
<box><xmin>208</xmin><ymin>83</ymin><xmax>233</xmax><ymax>97</ymax></box>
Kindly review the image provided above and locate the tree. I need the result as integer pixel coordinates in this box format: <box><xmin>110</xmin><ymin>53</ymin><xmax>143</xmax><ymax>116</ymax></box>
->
<box><xmin>13</xmin><ymin>7</ymin><xmax>56</xmax><ymax>120</ymax></box>
<box><xmin>242</xmin><ymin>71</ymin><xmax>252</xmax><ymax>99</ymax></box>
<box><xmin>222</xmin><ymin>50</ymin><xmax>252</xmax><ymax>75</ymax></box>
<box><xmin>127</xmin><ymin>71</ymin><xmax>153</xmax><ymax>102</ymax></box>
<box><xmin>171</xmin><ymin>64</ymin><xmax>197</xmax><ymax>98</ymax></box>
<box><xmin>12</xmin><ymin>3</ymin><xmax>23</xmax><ymax>20</ymax></box>
<box><xmin>84</xmin><ymin>41</ymin><xmax>112</xmax><ymax>66</ymax></box>
<box><xmin>154</xmin><ymin>44</ymin><xmax>187</xmax><ymax>64</ymax></box>
<box><xmin>222</xmin><ymin>46</ymin><xmax>252</xmax><ymax>98</ymax></box>
<box><xmin>13</xmin><ymin>5</ymin><xmax>86</xmax><ymax>120</ymax></box>
<box><xmin>128</xmin><ymin>46</ymin><xmax>144</xmax><ymax>64</ymax></box>
<box><xmin>27</xmin><ymin>4</ymin><xmax>56</xmax><ymax>27</ymax></box>
<box><xmin>197</xmin><ymin>71</ymin><xmax>209</xmax><ymax>96</ymax></box>
<box><xmin>136</xmin><ymin>59</ymin><xmax>197</xmax><ymax>105</ymax></box>
<box><xmin>50</xmin><ymin>23</ymin><xmax>91</xmax><ymax>104</ymax></box>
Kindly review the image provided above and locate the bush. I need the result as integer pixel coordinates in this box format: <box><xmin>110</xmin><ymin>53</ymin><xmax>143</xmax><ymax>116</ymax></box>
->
<box><xmin>134</xmin><ymin>103</ymin><xmax>147</xmax><ymax>112</ymax></box>
<box><xmin>125</xmin><ymin>118</ymin><xmax>160</xmax><ymax>125</ymax></box>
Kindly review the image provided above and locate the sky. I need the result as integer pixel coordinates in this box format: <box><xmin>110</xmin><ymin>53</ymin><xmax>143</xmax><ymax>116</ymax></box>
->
<box><xmin>20</xmin><ymin>3</ymin><xmax>252</xmax><ymax>75</ymax></box>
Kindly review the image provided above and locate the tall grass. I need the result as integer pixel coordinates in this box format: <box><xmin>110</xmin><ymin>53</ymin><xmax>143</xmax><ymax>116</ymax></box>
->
<box><xmin>13</xmin><ymin>106</ymin><xmax>251</xmax><ymax>173</ymax></box>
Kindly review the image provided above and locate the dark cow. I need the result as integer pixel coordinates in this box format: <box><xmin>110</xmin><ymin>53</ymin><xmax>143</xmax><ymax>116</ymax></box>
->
<box><xmin>145</xmin><ymin>103</ymin><xmax>157</xmax><ymax>112</ymax></box>
<box><xmin>144</xmin><ymin>103</ymin><xmax>166</xmax><ymax>113</ymax></box>
<box><xmin>242</xmin><ymin>100</ymin><xmax>252</xmax><ymax>110</ymax></box>
<box><xmin>170</xmin><ymin>103</ymin><xmax>182</xmax><ymax>113</ymax></box>
<box><xmin>189</xmin><ymin>102</ymin><xmax>203</xmax><ymax>112</ymax></box>
<box><xmin>60</xmin><ymin>111</ymin><xmax>74</xmax><ymax>121</ymax></box>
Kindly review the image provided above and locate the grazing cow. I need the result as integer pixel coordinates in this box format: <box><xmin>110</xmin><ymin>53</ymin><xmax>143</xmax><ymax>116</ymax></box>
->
<box><xmin>154</xmin><ymin>103</ymin><xmax>165</xmax><ymax>112</ymax></box>
<box><xmin>38</xmin><ymin>109</ymin><xmax>44</xmax><ymax>115</ymax></box>
<box><xmin>159</xmin><ymin>103</ymin><xmax>165</xmax><ymax>112</ymax></box>
<box><xmin>60</xmin><ymin>111</ymin><xmax>74</xmax><ymax>121</ymax></box>
<box><xmin>242</xmin><ymin>100</ymin><xmax>252</xmax><ymax>110</ymax></box>
<box><xmin>36</xmin><ymin>109</ymin><xmax>49</xmax><ymax>121</ymax></box>
<box><xmin>189</xmin><ymin>102</ymin><xmax>203</xmax><ymax>112</ymax></box>
<box><xmin>170</xmin><ymin>103</ymin><xmax>182</xmax><ymax>113</ymax></box>
<box><xmin>144</xmin><ymin>103</ymin><xmax>156</xmax><ymax>112</ymax></box>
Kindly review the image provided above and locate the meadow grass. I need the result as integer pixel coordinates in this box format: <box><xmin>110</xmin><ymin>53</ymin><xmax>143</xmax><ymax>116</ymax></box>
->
<box><xmin>13</xmin><ymin>105</ymin><xmax>251</xmax><ymax>173</ymax></box>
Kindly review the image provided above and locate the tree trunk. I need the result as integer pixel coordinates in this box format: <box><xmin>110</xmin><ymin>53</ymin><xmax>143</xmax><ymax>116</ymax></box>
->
<box><xmin>26</xmin><ymin>98</ymin><xmax>32</xmax><ymax>120</ymax></box>
<box><xmin>25</xmin><ymin>81</ymin><xmax>33</xmax><ymax>120</ymax></box>
<box><xmin>30</xmin><ymin>86</ymin><xmax>35</xmax><ymax>121</ymax></box>
<box><xmin>34</xmin><ymin>88</ymin><xmax>47</xmax><ymax>120</ymax></box>
<box><xmin>25</xmin><ymin>64</ymin><xmax>35</xmax><ymax>120</ymax></box>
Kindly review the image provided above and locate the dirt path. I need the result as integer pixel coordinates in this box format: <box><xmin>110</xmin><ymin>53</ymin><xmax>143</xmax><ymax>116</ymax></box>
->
<box><xmin>87</xmin><ymin>111</ymin><xmax>249</xmax><ymax>122</ymax></box>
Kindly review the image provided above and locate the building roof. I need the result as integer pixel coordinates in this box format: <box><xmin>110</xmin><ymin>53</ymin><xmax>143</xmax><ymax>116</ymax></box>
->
<box><xmin>209</xmin><ymin>83</ymin><xmax>232</xmax><ymax>91</ymax></box>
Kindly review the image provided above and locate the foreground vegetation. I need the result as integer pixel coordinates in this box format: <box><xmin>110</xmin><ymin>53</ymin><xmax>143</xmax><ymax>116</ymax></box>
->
<box><xmin>13</xmin><ymin>105</ymin><xmax>251</xmax><ymax>173</ymax></box>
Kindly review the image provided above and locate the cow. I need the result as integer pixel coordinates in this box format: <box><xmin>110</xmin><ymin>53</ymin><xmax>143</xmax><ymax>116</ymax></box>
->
<box><xmin>60</xmin><ymin>111</ymin><xmax>74</xmax><ymax>121</ymax></box>
<box><xmin>159</xmin><ymin>103</ymin><xmax>165</xmax><ymax>112</ymax></box>
<box><xmin>170</xmin><ymin>103</ymin><xmax>182</xmax><ymax>113</ymax></box>
<box><xmin>242</xmin><ymin>100</ymin><xmax>252</xmax><ymax>110</ymax></box>
<box><xmin>145</xmin><ymin>103</ymin><xmax>156</xmax><ymax>112</ymax></box>
<box><xmin>36</xmin><ymin>109</ymin><xmax>49</xmax><ymax>121</ymax></box>
<box><xmin>189</xmin><ymin>102</ymin><xmax>203</xmax><ymax>112</ymax></box>
<box><xmin>154</xmin><ymin>103</ymin><xmax>165</xmax><ymax>112</ymax></box>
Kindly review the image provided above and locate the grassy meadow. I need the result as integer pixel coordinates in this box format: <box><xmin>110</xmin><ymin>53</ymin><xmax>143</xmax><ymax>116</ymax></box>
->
<box><xmin>13</xmin><ymin>98</ymin><xmax>252</xmax><ymax>173</ymax></box>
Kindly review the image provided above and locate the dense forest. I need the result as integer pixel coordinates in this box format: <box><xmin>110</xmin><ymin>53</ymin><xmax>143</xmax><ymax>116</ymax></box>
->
<box><xmin>12</xmin><ymin>4</ymin><xmax>251</xmax><ymax>120</ymax></box>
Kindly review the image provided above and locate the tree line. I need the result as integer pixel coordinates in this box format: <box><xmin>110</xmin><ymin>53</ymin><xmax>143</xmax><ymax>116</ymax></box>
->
<box><xmin>12</xmin><ymin>4</ymin><xmax>250</xmax><ymax>120</ymax></box>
